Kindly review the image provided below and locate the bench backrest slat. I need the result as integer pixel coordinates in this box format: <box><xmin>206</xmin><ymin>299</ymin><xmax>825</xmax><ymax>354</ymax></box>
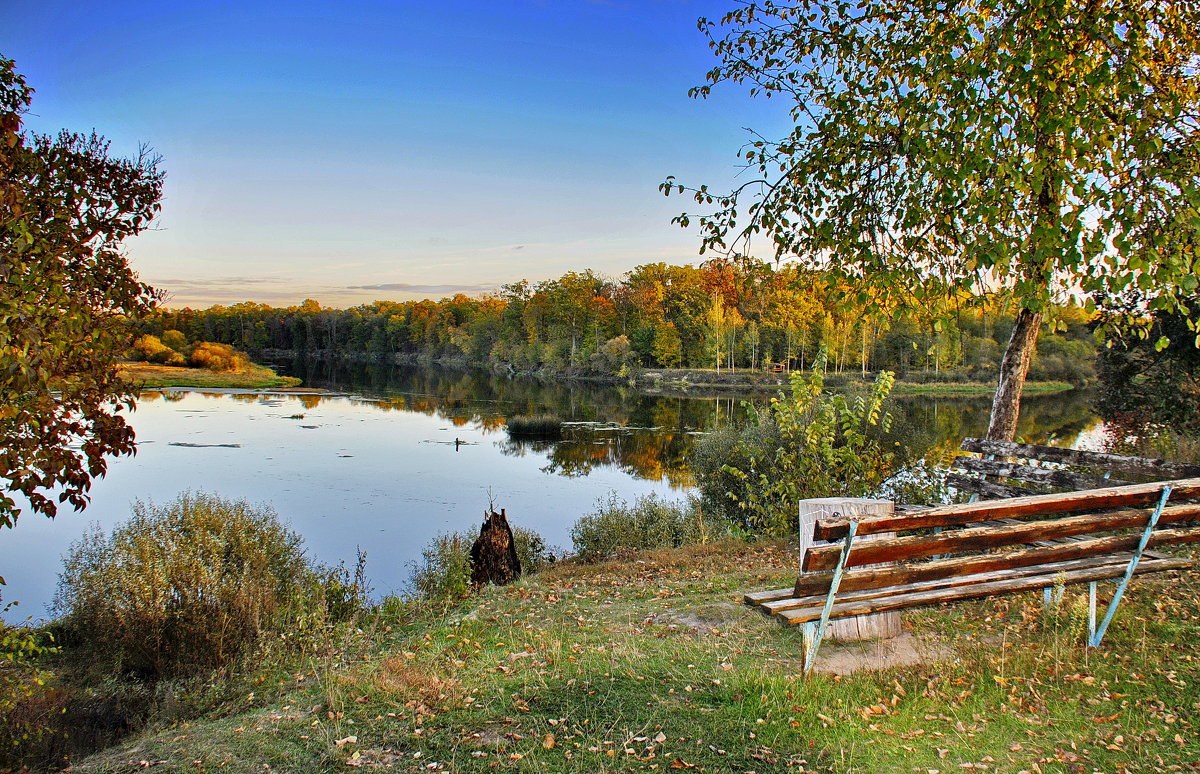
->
<box><xmin>814</xmin><ymin>477</ymin><xmax>1200</xmax><ymax>539</ymax></box>
<box><xmin>803</xmin><ymin>501</ymin><xmax>1200</xmax><ymax>572</ymax></box>
<box><xmin>794</xmin><ymin>527</ymin><xmax>1200</xmax><ymax>598</ymax></box>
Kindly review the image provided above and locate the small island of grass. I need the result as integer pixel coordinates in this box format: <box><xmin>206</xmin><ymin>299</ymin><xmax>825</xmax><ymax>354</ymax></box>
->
<box><xmin>119</xmin><ymin>361</ymin><xmax>301</xmax><ymax>390</ymax></box>
<box><xmin>120</xmin><ymin>333</ymin><xmax>301</xmax><ymax>389</ymax></box>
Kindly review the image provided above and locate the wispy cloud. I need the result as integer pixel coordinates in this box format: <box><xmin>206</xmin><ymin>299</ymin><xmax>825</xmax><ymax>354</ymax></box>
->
<box><xmin>347</xmin><ymin>282</ymin><xmax>498</xmax><ymax>293</ymax></box>
<box><xmin>151</xmin><ymin>276</ymin><xmax>288</xmax><ymax>287</ymax></box>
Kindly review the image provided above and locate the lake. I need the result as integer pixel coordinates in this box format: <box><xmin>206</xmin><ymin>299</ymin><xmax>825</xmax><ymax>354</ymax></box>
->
<box><xmin>0</xmin><ymin>363</ymin><xmax>1101</xmax><ymax>621</ymax></box>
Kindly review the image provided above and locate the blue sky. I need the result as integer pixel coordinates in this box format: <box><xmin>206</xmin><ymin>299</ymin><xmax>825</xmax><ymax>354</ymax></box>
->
<box><xmin>4</xmin><ymin>0</ymin><xmax>788</xmax><ymax>307</ymax></box>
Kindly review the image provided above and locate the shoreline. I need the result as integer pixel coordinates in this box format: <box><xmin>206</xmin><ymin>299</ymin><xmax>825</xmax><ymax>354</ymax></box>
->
<box><xmin>255</xmin><ymin>349</ymin><xmax>1077</xmax><ymax>401</ymax></box>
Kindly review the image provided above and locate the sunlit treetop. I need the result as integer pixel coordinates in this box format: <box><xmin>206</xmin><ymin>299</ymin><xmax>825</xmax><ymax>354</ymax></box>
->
<box><xmin>663</xmin><ymin>0</ymin><xmax>1200</xmax><ymax>320</ymax></box>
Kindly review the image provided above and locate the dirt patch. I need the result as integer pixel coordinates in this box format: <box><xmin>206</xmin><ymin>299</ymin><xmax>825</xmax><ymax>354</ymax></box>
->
<box><xmin>809</xmin><ymin>631</ymin><xmax>951</xmax><ymax>675</ymax></box>
<box><xmin>653</xmin><ymin>602</ymin><xmax>745</xmax><ymax>634</ymax></box>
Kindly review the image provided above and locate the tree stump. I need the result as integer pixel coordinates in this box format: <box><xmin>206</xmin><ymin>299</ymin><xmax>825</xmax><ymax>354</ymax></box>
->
<box><xmin>470</xmin><ymin>507</ymin><xmax>522</xmax><ymax>586</ymax></box>
<box><xmin>796</xmin><ymin>497</ymin><xmax>901</xmax><ymax>641</ymax></box>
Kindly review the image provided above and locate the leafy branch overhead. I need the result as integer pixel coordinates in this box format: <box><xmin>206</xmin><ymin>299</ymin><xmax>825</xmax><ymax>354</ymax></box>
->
<box><xmin>0</xmin><ymin>57</ymin><xmax>164</xmax><ymax>526</ymax></box>
<box><xmin>663</xmin><ymin>0</ymin><xmax>1199</xmax><ymax>440</ymax></box>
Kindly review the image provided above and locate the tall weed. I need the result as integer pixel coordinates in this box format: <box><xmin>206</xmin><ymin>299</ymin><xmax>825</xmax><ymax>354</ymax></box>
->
<box><xmin>692</xmin><ymin>358</ymin><xmax>897</xmax><ymax>534</ymax></box>
<box><xmin>570</xmin><ymin>493</ymin><xmax>717</xmax><ymax>561</ymax></box>
<box><xmin>407</xmin><ymin>526</ymin><xmax>557</xmax><ymax>600</ymax></box>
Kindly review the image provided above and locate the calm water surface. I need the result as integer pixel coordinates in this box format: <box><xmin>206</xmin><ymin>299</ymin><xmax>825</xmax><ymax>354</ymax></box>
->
<box><xmin>0</xmin><ymin>363</ymin><xmax>1100</xmax><ymax>620</ymax></box>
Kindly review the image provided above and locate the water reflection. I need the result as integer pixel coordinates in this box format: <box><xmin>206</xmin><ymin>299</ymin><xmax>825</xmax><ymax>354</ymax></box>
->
<box><xmin>257</xmin><ymin>359</ymin><xmax>1100</xmax><ymax>484</ymax></box>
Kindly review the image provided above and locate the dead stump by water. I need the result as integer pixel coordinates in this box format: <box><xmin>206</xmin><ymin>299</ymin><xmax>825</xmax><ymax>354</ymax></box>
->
<box><xmin>470</xmin><ymin>507</ymin><xmax>522</xmax><ymax>586</ymax></box>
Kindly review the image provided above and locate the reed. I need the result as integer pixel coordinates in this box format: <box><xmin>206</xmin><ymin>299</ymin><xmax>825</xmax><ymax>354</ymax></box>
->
<box><xmin>504</xmin><ymin>414</ymin><xmax>564</xmax><ymax>439</ymax></box>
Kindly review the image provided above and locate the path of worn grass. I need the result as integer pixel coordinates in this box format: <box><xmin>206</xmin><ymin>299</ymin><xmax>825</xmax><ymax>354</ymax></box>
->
<box><xmin>72</xmin><ymin>540</ymin><xmax>1199</xmax><ymax>773</ymax></box>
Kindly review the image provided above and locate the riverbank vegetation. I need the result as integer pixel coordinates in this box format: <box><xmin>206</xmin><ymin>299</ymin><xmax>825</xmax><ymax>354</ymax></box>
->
<box><xmin>122</xmin><ymin>332</ymin><xmax>301</xmax><ymax>389</ymax></box>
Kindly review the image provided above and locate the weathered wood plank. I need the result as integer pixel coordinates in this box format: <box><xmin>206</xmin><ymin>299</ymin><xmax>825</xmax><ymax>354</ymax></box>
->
<box><xmin>948</xmin><ymin>473</ymin><xmax>1033</xmax><ymax>498</ymax></box>
<box><xmin>805</xmin><ymin>502</ymin><xmax>1200</xmax><ymax>571</ymax></box>
<box><xmin>814</xmin><ymin>477</ymin><xmax>1200</xmax><ymax>540</ymax></box>
<box><xmin>946</xmin><ymin>473</ymin><xmax>1035</xmax><ymax>499</ymax></box>
<box><xmin>960</xmin><ymin>438</ymin><xmax>1200</xmax><ymax>480</ymax></box>
<box><xmin>772</xmin><ymin>554</ymin><xmax>1143</xmax><ymax>614</ymax></box>
<box><xmin>776</xmin><ymin>557</ymin><xmax>1191</xmax><ymax>624</ymax></box>
<box><xmin>744</xmin><ymin>588</ymin><xmax>793</xmax><ymax>604</ymax></box>
<box><xmin>793</xmin><ymin>527</ymin><xmax>1200</xmax><ymax>595</ymax></box>
<box><xmin>952</xmin><ymin>455</ymin><xmax>1129</xmax><ymax>490</ymax></box>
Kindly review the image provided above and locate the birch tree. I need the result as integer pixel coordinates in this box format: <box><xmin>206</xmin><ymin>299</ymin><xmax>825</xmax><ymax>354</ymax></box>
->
<box><xmin>664</xmin><ymin>0</ymin><xmax>1200</xmax><ymax>440</ymax></box>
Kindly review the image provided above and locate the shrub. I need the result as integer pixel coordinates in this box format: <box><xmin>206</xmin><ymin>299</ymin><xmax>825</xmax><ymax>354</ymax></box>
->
<box><xmin>0</xmin><ymin>608</ymin><xmax>56</xmax><ymax>767</ymax></box>
<box><xmin>187</xmin><ymin>341</ymin><xmax>250</xmax><ymax>373</ymax></box>
<box><xmin>53</xmin><ymin>492</ymin><xmax>311</xmax><ymax>679</ymax></box>
<box><xmin>691</xmin><ymin>360</ymin><xmax>897</xmax><ymax>534</ymax></box>
<box><xmin>512</xmin><ymin>526</ymin><xmax>558</xmax><ymax>574</ymax></box>
<box><xmin>407</xmin><ymin>533</ymin><xmax>472</xmax><ymax>600</ymax></box>
<box><xmin>570</xmin><ymin>493</ymin><xmax>715</xmax><ymax>561</ymax></box>
<box><xmin>130</xmin><ymin>334</ymin><xmax>185</xmax><ymax>366</ymax></box>
<box><xmin>407</xmin><ymin>525</ymin><xmax>556</xmax><ymax>600</ymax></box>
<box><xmin>159</xmin><ymin>329</ymin><xmax>189</xmax><ymax>353</ymax></box>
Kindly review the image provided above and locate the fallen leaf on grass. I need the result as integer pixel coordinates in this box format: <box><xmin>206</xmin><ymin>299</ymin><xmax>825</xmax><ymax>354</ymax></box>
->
<box><xmin>335</xmin><ymin>736</ymin><xmax>358</xmax><ymax>746</ymax></box>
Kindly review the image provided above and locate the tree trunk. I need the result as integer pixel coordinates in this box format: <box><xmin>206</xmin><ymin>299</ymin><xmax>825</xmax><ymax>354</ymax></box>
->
<box><xmin>470</xmin><ymin>508</ymin><xmax>522</xmax><ymax>586</ymax></box>
<box><xmin>986</xmin><ymin>307</ymin><xmax>1042</xmax><ymax>442</ymax></box>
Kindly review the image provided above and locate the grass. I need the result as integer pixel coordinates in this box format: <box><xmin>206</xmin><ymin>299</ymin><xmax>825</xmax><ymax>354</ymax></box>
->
<box><xmin>892</xmin><ymin>380</ymin><xmax>1075</xmax><ymax>398</ymax></box>
<box><xmin>59</xmin><ymin>539</ymin><xmax>1200</xmax><ymax>773</ymax></box>
<box><xmin>505</xmin><ymin>414</ymin><xmax>564</xmax><ymax>439</ymax></box>
<box><xmin>119</xmin><ymin>361</ymin><xmax>302</xmax><ymax>389</ymax></box>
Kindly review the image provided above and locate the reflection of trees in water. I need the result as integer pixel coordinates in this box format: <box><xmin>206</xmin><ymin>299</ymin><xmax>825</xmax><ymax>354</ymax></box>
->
<box><xmin>501</xmin><ymin>422</ymin><xmax>698</xmax><ymax>489</ymax></box>
<box><xmin>203</xmin><ymin>359</ymin><xmax>1100</xmax><ymax>484</ymax></box>
<box><xmin>887</xmin><ymin>390</ymin><xmax>1100</xmax><ymax>466</ymax></box>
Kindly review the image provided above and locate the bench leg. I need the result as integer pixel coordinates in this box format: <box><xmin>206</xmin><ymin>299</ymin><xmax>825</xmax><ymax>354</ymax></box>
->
<box><xmin>1088</xmin><ymin>581</ymin><xmax>1097</xmax><ymax>642</ymax></box>
<box><xmin>801</xmin><ymin>622</ymin><xmax>817</xmax><ymax>672</ymax></box>
<box><xmin>1089</xmin><ymin>485</ymin><xmax>1172</xmax><ymax>648</ymax></box>
<box><xmin>803</xmin><ymin>519</ymin><xmax>859</xmax><ymax>674</ymax></box>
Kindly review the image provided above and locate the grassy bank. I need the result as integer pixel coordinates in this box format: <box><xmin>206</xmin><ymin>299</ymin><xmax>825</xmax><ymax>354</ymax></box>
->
<box><xmin>119</xmin><ymin>362</ymin><xmax>302</xmax><ymax>389</ymax></box>
<box><xmin>64</xmin><ymin>539</ymin><xmax>1198</xmax><ymax>773</ymax></box>
<box><xmin>637</xmin><ymin>368</ymin><xmax>1076</xmax><ymax>400</ymax></box>
<box><xmin>891</xmin><ymin>380</ymin><xmax>1075</xmax><ymax>398</ymax></box>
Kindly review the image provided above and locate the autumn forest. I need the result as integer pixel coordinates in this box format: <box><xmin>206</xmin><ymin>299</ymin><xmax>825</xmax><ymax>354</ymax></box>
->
<box><xmin>140</xmin><ymin>258</ymin><xmax>1098</xmax><ymax>385</ymax></box>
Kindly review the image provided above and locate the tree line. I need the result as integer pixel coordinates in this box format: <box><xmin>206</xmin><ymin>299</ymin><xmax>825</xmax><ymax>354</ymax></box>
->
<box><xmin>140</xmin><ymin>259</ymin><xmax>1098</xmax><ymax>385</ymax></box>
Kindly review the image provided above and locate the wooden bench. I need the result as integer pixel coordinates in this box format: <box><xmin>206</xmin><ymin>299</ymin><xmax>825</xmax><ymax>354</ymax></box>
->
<box><xmin>746</xmin><ymin>476</ymin><xmax>1200</xmax><ymax>672</ymax></box>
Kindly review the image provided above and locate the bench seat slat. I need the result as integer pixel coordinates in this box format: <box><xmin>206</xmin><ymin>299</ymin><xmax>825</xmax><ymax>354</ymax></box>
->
<box><xmin>804</xmin><ymin>502</ymin><xmax>1200</xmax><ymax>571</ymax></box>
<box><xmin>952</xmin><ymin>455</ymin><xmax>1131</xmax><ymax>491</ymax></box>
<box><xmin>814</xmin><ymin>477</ymin><xmax>1200</xmax><ymax>540</ymax></box>
<box><xmin>774</xmin><ymin>556</ymin><xmax>1190</xmax><ymax>624</ymax></box>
